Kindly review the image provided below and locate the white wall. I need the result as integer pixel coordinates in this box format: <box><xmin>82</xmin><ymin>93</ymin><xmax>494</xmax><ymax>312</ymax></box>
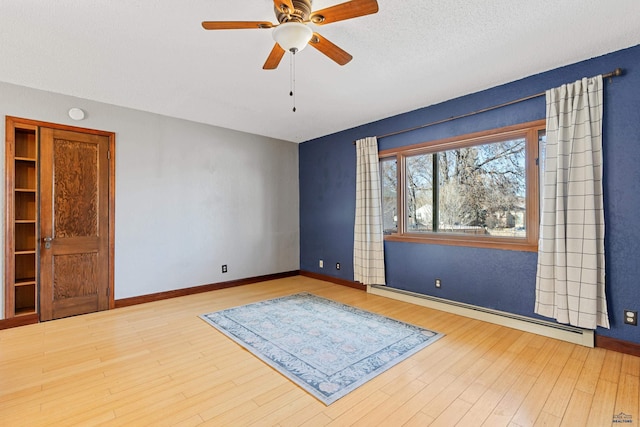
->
<box><xmin>0</xmin><ymin>81</ymin><xmax>300</xmax><ymax>317</ymax></box>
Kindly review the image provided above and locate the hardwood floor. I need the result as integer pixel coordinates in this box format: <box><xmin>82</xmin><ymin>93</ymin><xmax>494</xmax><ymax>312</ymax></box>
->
<box><xmin>0</xmin><ymin>275</ymin><xmax>638</xmax><ymax>426</ymax></box>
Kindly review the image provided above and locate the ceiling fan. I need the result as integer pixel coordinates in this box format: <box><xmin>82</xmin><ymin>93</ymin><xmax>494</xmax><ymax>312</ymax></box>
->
<box><xmin>202</xmin><ymin>0</ymin><xmax>379</xmax><ymax>69</ymax></box>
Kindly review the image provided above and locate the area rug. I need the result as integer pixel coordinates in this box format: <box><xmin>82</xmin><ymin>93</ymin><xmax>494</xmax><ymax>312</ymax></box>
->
<box><xmin>199</xmin><ymin>292</ymin><xmax>444</xmax><ymax>405</ymax></box>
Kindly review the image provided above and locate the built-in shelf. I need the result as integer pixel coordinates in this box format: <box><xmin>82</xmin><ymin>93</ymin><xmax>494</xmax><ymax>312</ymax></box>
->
<box><xmin>15</xmin><ymin>279</ymin><xmax>36</xmax><ymax>286</ymax></box>
<box><xmin>5</xmin><ymin>122</ymin><xmax>39</xmax><ymax>318</ymax></box>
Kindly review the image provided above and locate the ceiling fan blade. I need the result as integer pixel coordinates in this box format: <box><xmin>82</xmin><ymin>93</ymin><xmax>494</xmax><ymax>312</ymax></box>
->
<box><xmin>202</xmin><ymin>21</ymin><xmax>274</xmax><ymax>30</ymax></box>
<box><xmin>309</xmin><ymin>33</ymin><xmax>353</xmax><ymax>65</ymax></box>
<box><xmin>310</xmin><ymin>0</ymin><xmax>379</xmax><ymax>25</ymax></box>
<box><xmin>273</xmin><ymin>0</ymin><xmax>295</xmax><ymax>14</ymax></box>
<box><xmin>263</xmin><ymin>43</ymin><xmax>286</xmax><ymax>70</ymax></box>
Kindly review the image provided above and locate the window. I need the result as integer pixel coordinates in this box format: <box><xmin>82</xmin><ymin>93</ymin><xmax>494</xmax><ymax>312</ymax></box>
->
<box><xmin>380</xmin><ymin>120</ymin><xmax>545</xmax><ymax>251</ymax></box>
<box><xmin>381</xmin><ymin>157</ymin><xmax>398</xmax><ymax>234</ymax></box>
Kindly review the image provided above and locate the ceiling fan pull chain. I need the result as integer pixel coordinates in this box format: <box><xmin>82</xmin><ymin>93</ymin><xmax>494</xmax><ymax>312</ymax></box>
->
<box><xmin>290</xmin><ymin>50</ymin><xmax>297</xmax><ymax>112</ymax></box>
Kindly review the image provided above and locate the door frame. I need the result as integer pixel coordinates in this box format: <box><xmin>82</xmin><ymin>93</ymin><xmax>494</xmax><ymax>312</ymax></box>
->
<box><xmin>5</xmin><ymin>116</ymin><xmax>116</xmax><ymax>314</ymax></box>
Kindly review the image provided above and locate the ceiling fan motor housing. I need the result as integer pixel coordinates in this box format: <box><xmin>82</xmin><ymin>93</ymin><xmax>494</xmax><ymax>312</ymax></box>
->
<box><xmin>275</xmin><ymin>0</ymin><xmax>314</xmax><ymax>23</ymax></box>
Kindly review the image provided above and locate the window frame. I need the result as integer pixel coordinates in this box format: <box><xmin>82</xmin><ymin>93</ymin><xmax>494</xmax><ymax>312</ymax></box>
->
<box><xmin>379</xmin><ymin>120</ymin><xmax>545</xmax><ymax>252</ymax></box>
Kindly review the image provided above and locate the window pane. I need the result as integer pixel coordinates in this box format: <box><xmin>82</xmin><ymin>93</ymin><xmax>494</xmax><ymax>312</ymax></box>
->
<box><xmin>439</xmin><ymin>138</ymin><xmax>527</xmax><ymax>237</ymax></box>
<box><xmin>405</xmin><ymin>153</ymin><xmax>433</xmax><ymax>232</ymax></box>
<box><xmin>380</xmin><ymin>158</ymin><xmax>398</xmax><ymax>234</ymax></box>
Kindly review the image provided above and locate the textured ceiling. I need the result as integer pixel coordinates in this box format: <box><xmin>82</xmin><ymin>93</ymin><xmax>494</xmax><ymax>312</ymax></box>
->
<box><xmin>1</xmin><ymin>1</ymin><xmax>639</xmax><ymax>143</ymax></box>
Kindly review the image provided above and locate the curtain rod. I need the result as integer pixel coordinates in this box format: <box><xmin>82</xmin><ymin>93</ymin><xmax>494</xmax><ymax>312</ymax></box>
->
<box><xmin>353</xmin><ymin>68</ymin><xmax>623</xmax><ymax>144</ymax></box>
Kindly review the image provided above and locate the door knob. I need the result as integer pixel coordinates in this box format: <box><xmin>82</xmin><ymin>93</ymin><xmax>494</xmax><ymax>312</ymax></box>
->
<box><xmin>43</xmin><ymin>236</ymin><xmax>53</xmax><ymax>249</ymax></box>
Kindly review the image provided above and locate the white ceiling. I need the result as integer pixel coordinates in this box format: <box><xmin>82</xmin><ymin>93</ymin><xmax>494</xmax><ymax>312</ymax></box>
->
<box><xmin>1</xmin><ymin>1</ymin><xmax>639</xmax><ymax>143</ymax></box>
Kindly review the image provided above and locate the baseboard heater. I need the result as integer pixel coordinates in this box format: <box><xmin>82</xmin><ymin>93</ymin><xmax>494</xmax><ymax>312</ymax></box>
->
<box><xmin>368</xmin><ymin>285</ymin><xmax>594</xmax><ymax>347</ymax></box>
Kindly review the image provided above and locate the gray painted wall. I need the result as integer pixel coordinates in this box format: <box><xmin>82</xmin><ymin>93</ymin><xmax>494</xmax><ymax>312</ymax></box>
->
<box><xmin>0</xmin><ymin>81</ymin><xmax>300</xmax><ymax>317</ymax></box>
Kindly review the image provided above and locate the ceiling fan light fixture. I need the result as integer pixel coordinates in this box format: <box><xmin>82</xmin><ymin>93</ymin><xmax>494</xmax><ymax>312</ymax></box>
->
<box><xmin>272</xmin><ymin>22</ymin><xmax>313</xmax><ymax>53</ymax></box>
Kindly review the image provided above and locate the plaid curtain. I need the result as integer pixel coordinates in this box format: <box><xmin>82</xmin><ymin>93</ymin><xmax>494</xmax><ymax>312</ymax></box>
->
<box><xmin>535</xmin><ymin>75</ymin><xmax>609</xmax><ymax>329</ymax></box>
<box><xmin>354</xmin><ymin>137</ymin><xmax>386</xmax><ymax>286</ymax></box>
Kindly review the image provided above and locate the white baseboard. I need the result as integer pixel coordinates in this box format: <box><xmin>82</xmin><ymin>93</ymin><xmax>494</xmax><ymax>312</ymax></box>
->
<box><xmin>368</xmin><ymin>285</ymin><xmax>594</xmax><ymax>347</ymax></box>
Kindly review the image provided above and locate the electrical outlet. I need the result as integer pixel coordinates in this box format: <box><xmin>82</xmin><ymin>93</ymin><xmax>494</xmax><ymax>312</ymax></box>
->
<box><xmin>319</xmin><ymin>260</ymin><xmax>323</xmax><ymax>268</ymax></box>
<box><xmin>435</xmin><ymin>278</ymin><xmax>441</xmax><ymax>288</ymax></box>
<box><xmin>624</xmin><ymin>309</ymin><xmax>638</xmax><ymax>326</ymax></box>
<box><xmin>336</xmin><ymin>263</ymin><xmax>341</xmax><ymax>270</ymax></box>
<box><xmin>222</xmin><ymin>264</ymin><xmax>228</xmax><ymax>273</ymax></box>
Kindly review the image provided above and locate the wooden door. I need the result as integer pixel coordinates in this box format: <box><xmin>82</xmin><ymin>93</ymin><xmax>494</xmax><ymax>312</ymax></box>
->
<box><xmin>39</xmin><ymin>128</ymin><xmax>110</xmax><ymax>320</ymax></box>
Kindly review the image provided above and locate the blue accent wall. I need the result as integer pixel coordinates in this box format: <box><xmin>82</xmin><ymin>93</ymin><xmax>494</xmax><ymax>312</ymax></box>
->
<box><xmin>299</xmin><ymin>44</ymin><xmax>640</xmax><ymax>344</ymax></box>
